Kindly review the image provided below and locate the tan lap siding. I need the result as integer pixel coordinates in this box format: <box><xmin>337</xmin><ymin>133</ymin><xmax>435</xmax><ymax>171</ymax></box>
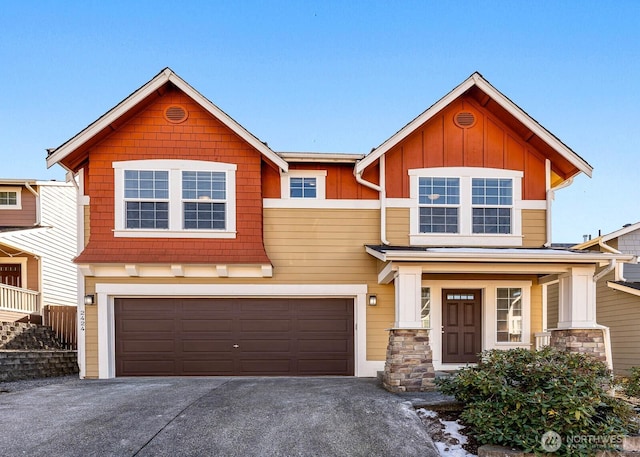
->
<box><xmin>596</xmin><ymin>272</ymin><xmax>640</xmax><ymax>374</ymax></box>
<box><xmin>388</xmin><ymin>208</ymin><xmax>546</xmax><ymax>247</ymax></box>
<box><xmin>521</xmin><ymin>209</ymin><xmax>546</xmax><ymax>247</ymax></box>
<box><xmin>530</xmin><ymin>283</ymin><xmax>543</xmax><ymax>342</ymax></box>
<box><xmin>264</xmin><ymin>208</ymin><xmax>391</xmax><ymax>361</ymax></box>
<box><xmin>386</xmin><ymin>207</ymin><xmax>410</xmax><ymax>245</ymax></box>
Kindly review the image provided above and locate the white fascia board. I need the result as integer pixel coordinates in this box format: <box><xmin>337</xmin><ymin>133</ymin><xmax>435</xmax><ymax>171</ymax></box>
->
<box><xmin>600</xmin><ymin>222</ymin><xmax>640</xmax><ymax>243</ymax></box>
<box><xmin>355</xmin><ymin>76</ymin><xmax>476</xmax><ymax>174</ymax></box>
<box><xmin>366</xmin><ymin>248</ymin><xmax>635</xmax><ymax>264</ymax></box>
<box><xmin>471</xmin><ymin>75</ymin><xmax>592</xmax><ymax>178</ymax></box>
<box><xmin>167</xmin><ymin>73</ymin><xmax>288</xmax><ymax>172</ymax></box>
<box><xmin>277</xmin><ymin>152</ymin><xmax>364</xmax><ymax>163</ymax></box>
<box><xmin>607</xmin><ymin>281</ymin><xmax>640</xmax><ymax>297</ymax></box>
<box><xmin>47</xmin><ymin>68</ymin><xmax>289</xmax><ymax>173</ymax></box>
<box><xmin>355</xmin><ymin>73</ymin><xmax>593</xmax><ymax>179</ymax></box>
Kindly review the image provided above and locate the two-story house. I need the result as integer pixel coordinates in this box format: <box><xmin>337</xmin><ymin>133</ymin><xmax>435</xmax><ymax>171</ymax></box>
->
<box><xmin>0</xmin><ymin>179</ymin><xmax>77</xmax><ymax>322</ymax></box>
<box><xmin>46</xmin><ymin>69</ymin><xmax>634</xmax><ymax>390</ymax></box>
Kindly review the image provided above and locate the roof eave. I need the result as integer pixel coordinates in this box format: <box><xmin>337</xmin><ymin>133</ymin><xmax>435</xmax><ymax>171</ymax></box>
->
<box><xmin>46</xmin><ymin>68</ymin><xmax>289</xmax><ymax>173</ymax></box>
<box><xmin>355</xmin><ymin>72</ymin><xmax>593</xmax><ymax>179</ymax></box>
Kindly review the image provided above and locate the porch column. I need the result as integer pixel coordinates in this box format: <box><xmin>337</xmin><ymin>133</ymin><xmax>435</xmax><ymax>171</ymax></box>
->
<box><xmin>382</xmin><ymin>265</ymin><xmax>435</xmax><ymax>392</ymax></box>
<box><xmin>557</xmin><ymin>266</ymin><xmax>596</xmax><ymax>329</ymax></box>
<box><xmin>394</xmin><ymin>265</ymin><xmax>422</xmax><ymax>328</ymax></box>
<box><xmin>551</xmin><ymin>266</ymin><xmax>607</xmax><ymax>363</ymax></box>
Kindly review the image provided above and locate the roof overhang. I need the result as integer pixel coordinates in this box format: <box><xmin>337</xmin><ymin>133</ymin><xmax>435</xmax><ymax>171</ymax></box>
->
<box><xmin>277</xmin><ymin>152</ymin><xmax>364</xmax><ymax>164</ymax></box>
<box><xmin>607</xmin><ymin>281</ymin><xmax>640</xmax><ymax>297</ymax></box>
<box><xmin>368</xmin><ymin>246</ymin><xmax>637</xmax><ymax>285</ymax></box>
<box><xmin>355</xmin><ymin>72</ymin><xmax>593</xmax><ymax>179</ymax></box>
<box><xmin>46</xmin><ymin>68</ymin><xmax>288</xmax><ymax>173</ymax></box>
<box><xmin>573</xmin><ymin>222</ymin><xmax>640</xmax><ymax>249</ymax></box>
<box><xmin>0</xmin><ymin>227</ymin><xmax>50</xmax><ymax>257</ymax></box>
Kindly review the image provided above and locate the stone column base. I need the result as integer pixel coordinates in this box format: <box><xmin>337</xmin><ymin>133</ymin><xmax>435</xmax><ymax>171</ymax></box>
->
<box><xmin>381</xmin><ymin>328</ymin><xmax>435</xmax><ymax>393</ymax></box>
<box><xmin>550</xmin><ymin>328</ymin><xmax>606</xmax><ymax>363</ymax></box>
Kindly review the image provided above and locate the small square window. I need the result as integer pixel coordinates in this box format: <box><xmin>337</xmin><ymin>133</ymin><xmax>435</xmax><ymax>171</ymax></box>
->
<box><xmin>290</xmin><ymin>177</ymin><xmax>317</xmax><ymax>198</ymax></box>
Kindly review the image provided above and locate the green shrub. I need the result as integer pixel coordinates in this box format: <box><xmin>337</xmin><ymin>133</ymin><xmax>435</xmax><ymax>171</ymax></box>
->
<box><xmin>436</xmin><ymin>347</ymin><xmax>637</xmax><ymax>455</ymax></box>
<box><xmin>623</xmin><ymin>367</ymin><xmax>640</xmax><ymax>398</ymax></box>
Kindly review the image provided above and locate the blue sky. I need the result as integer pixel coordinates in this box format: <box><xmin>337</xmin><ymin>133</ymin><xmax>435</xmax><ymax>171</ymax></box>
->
<box><xmin>1</xmin><ymin>1</ymin><xmax>638</xmax><ymax>243</ymax></box>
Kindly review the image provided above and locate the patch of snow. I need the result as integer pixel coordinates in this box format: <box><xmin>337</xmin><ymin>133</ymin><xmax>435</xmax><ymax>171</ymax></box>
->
<box><xmin>416</xmin><ymin>408</ymin><xmax>476</xmax><ymax>457</ymax></box>
<box><xmin>416</xmin><ymin>408</ymin><xmax>438</xmax><ymax>419</ymax></box>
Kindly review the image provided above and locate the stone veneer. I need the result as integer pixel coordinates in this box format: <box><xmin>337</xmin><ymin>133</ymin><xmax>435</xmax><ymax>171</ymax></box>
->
<box><xmin>550</xmin><ymin>328</ymin><xmax>607</xmax><ymax>362</ymax></box>
<box><xmin>382</xmin><ymin>328</ymin><xmax>435</xmax><ymax>392</ymax></box>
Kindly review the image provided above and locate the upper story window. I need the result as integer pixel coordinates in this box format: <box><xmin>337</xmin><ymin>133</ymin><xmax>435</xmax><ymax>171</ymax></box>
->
<box><xmin>290</xmin><ymin>177</ymin><xmax>317</xmax><ymax>198</ymax></box>
<box><xmin>114</xmin><ymin>160</ymin><xmax>236</xmax><ymax>238</ymax></box>
<box><xmin>471</xmin><ymin>178</ymin><xmax>512</xmax><ymax>234</ymax></box>
<box><xmin>0</xmin><ymin>187</ymin><xmax>21</xmax><ymax>210</ymax></box>
<box><xmin>280</xmin><ymin>170</ymin><xmax>327</xmax><ymax>200</ymax></box>
<box><xmin>409</xmin><ymin>167</ymin><xmax>523</xmax><ymax>246</ymax></box>
<box><xmin>418</xmin><ymin>177</ymin><xmax>460</xmax><ymax>233</ymax></box>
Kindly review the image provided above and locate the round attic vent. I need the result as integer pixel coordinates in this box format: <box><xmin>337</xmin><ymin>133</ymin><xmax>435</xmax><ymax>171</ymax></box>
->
<box><xmin>454</xmin><ymin>111</ymin><xmax>476</xmax><ymax>128</ymax></box>
<box><xmin>164</xmin><ymin>105</ymin><xmax>188</xmax><ymax>123</ymax></box>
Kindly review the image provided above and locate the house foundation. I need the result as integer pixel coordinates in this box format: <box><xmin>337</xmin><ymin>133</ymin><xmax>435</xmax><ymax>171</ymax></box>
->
<box><xmin>550</xmin><ymin>328</ymin><xmax>607</xmax><ymax>363</ymax></box>
<box><xmin>381</xmin><ymin>328</ymin><xmax>435</xmax><ymax>392</ymax></box>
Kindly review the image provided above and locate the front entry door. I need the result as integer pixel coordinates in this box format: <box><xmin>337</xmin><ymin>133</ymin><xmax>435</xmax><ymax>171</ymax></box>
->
<box><xmin>0</xmin><ymin>264</ymin><xmax>21</xmax><ymax>287</ymax></box>
<box><xmin>442</xmin><ymin>289</ymin><xmax>482</xmax><ymax>364</ymax></box>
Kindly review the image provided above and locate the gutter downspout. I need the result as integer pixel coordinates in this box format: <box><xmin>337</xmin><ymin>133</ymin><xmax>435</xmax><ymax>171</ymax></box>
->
<box><xmin>355</xmin><ymin>155</ymin><xmax>389</xmax><ymax>245</ymax></box>
<box><xmin>24</xmin><ymin>182</ymin><xmax>40</xmax><ymax>225</ymax></box>
<box><xmin>544</xmin><ymin>170</ymin><xmax>573</xmax><ymax>247</ymax></box>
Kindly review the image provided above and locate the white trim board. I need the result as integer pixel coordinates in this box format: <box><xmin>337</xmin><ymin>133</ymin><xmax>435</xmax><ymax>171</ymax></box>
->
<box><xmin>94</xmin><ymin>283</ymin><xmax>382</xmax><ymax>379</ymax></box>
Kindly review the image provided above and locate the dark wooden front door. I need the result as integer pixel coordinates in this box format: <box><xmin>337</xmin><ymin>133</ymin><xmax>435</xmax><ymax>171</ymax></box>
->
<box><xmin>0</xmin><ymin>264</ymin><xmax>21</xmax><ymax>287</ymax></box>
<box><xmin>115</xmin><ymin>297</ymin><xmax>354</xmax><ymax>377</ymax></box>
<box><xmin>442</xmin><ymin>289</ymin><xmax>482</xmax><ymax>364</ymax></box>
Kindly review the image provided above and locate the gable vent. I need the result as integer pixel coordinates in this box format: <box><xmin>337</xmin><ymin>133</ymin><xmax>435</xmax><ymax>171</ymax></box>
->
<box><xmin>164</xmin><ymin>105</ymin><xmax>188</xmax><ymax>123</ymax></box>
<box><xmin>454</xmin><ymin>111</ymin><xmax>476</xmax><ymax>128</ymax></box>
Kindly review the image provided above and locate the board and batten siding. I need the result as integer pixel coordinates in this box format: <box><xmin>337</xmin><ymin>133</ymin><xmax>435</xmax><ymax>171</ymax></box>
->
<box><xmin>386</xmin><ymin>207</ymin><xmax>546</xmax><ymax>247</ymax></box>
<box><xmin>596</xmin><ymin>271</ymin><xmax>640</xmax><ymax>374</ymax></box>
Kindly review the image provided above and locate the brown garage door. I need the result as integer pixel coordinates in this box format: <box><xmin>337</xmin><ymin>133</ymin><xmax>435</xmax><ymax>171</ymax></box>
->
<box><xmin>115</xmin><ymin>298</ymin><xmax>354</xmax><ymax>376</ymax></box>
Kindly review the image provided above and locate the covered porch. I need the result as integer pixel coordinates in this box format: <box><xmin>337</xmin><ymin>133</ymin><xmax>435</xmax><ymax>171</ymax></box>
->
<box><xmin>366</xmin><ymin>245</ymin><xmax>637</xmax><ymax>392</ymax></box>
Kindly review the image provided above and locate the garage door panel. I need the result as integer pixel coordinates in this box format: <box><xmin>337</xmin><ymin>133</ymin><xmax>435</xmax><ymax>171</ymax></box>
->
<box><xmin>181</xmin><ymin>360</ymin><xmax>234</xmax><ymax>375</ymax></box>
<box><xmin>298</xmin><ymin>359</ymin><xmax>349</xmax><ymax>375</ymax></box>
<box><xmin>240</xmin><ymin>319</ymin><xmax>291</xmax><ymax>332</ymax></box>
<box><xmin>298</xmin><ymin>340</ymin><xmax>349</xmax><ymax>353</ymax></box>
<box><xmin>181</xmin><ymin>319</ymin><xmax>233</xmax><ymax>332</ymax></box>
<box><xmin>239</xmin><ymin>340</ymin><xmax>291</xmax><ymax>352</ymax></box>
<box><xmin>298</xmin><ymin>318</ymin><xmax>350</xmax><ymax>332</ymax></box>
<box><xmin>239</xmin><ymin>302</ymin><xmax>290</xmax><ymax>313</ymax></box>
<box><xmin>115</xmin><ymin>297</ymin><xmax>354</xmax><ymax>376</ymax></box>
<box><xmin>120</xmin><ymin>340</ymin><xmax>175</xmax><ymax>353</ymax></box>
<box><xmin>182</xmin><ymin>340</ymin><xmax>234</xmax><ymax>352</ymax></box>
<box><xmin>120</xmin><ymin>318</ymin><xmax>175</xmax><ymax>332</ymax></box>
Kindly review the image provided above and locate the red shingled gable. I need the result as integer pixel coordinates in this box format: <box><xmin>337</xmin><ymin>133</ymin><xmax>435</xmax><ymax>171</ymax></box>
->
<box><xmin>75</xmin><ymin>85</ymin><xmax>271</xmax><ymax>265</ymax></box>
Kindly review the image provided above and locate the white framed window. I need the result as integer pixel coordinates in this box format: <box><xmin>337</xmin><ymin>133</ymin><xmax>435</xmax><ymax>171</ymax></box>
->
<box><xmin>496</xmin><ymin>287</ymin><xmax>522</xmax><ymax>342</ymax></box>
<box><xmin>113</xmin><ymin>160</ymin><xmax>236</xmax><ymax>238</ymax></box>
<box><xmin>418</xmin><ymin>177</ymin><xmax>460</xmax><ymax>233</ymax></box>
<box><xmin>0</xmin><ymin>187</ymin><xmax>21</xmax><ymax>210</ymax></box>
<box><xmin>280</xmin><ymin>170</ymin><xmax>326</xmax><ymax>200</ymax></box>
<box><xmin>409</xmin><ymin>167</ymin><xmax>522</xmax><ymax>246</ymax></box>
<box><xmin>421</xmin><ymin>287</ymin><xmax>431</xmax><ymax>328</ymax></box>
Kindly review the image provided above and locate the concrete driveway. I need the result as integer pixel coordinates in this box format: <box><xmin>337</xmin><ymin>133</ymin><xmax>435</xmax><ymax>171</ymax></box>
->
<box><xmin>0</xmin><ymin>377</ymin><xmax>440</xmax><ymax>457</ymax></box>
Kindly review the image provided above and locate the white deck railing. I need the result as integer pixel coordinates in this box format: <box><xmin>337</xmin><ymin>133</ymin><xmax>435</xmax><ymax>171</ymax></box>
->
<box><xmin>534</xmin><ymin>331</ymin><xmax>552</xmax><ymax>350</ymax></box>
<box><xmin>0</xmin><ymin>283</ymin><xmax>40</xmax><ymax>314</ymax></box>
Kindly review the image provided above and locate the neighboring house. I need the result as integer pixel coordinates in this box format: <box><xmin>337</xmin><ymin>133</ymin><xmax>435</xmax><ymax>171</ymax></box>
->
<box><xmin>0</xmin><ymin>179</ymin><xmax>77</xmax><ymax>322</ymax></box>
<box><xmin>570</xmin><ymin>223</ymin><xmax>640</xmax><ymax>373</ymax></box>
<box><xmin>46</xmin><ymin>68</ymin><xmax>634</xmax><ymax>389</ymax></box>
